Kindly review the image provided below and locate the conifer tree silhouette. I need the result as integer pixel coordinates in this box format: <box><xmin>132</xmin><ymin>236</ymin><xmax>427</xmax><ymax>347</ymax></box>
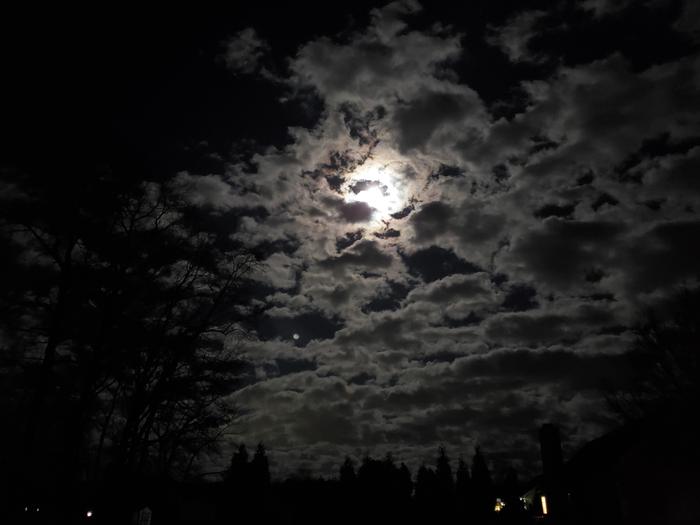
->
<box><xmin>251</xmin><ymin>443</ymin><xmax>270</xmax><ymax>490</ymax></box>
<box><xmin>398</xmin><ymin>462</ymin><xmax>413</xmax><ymax>502</ymax></box>
<box><xmin>471</xmin><ymin>447</ymin><xmax>494</xmax><ymax>523</ymax></box>
<box><xmin>456</xmin><ymin>456</ymin><xmax>472</xmax><ymax>518</ymax></box>
<box><xmin>340</xmin><ymin>456</ymin><xmax>356</xmax><ymax>486</ymax></box>
<box><xmin>436</xmin><ymin>446</ymin><xmax>455</xmax><ymax>495</ymax></box>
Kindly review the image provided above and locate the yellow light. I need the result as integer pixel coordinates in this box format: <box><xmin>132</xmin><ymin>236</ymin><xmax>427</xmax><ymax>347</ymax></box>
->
<box><xmin>541</xmin><ymin>495</ymin><xmax>548</xmax><ymax>515</ymax></box>
<box><xmin>494</xmin><ymin>498</ymin><xmax>506</xmax><ymax>512</ymax></box>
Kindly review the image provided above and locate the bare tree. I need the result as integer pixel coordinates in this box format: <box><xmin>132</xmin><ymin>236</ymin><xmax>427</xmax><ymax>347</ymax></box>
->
<box><xmin>606</xmin><ymin>288</ymin><xmax>700</xmax><ymax>421</ymax></box>
<box><xmin>0</xmin><ymin>172</ymin><xmax>260</xmax><ymax>507</ymax></box>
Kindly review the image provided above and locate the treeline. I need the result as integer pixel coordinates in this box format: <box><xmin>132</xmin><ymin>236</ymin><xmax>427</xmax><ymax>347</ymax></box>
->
<box><xmin>219</xmin><ymin>444</ymin><xmax>529</xmax><ymax>525</ymax></box>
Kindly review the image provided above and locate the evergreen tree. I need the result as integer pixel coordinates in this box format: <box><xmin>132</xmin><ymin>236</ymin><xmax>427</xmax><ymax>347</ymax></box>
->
<box><xmin>224</xmin><ymin>444</ymin><xmax>251</xmax><ymax>521</ymax></box>
<box><xmin>435</xmin><ymin>447</ymin><xmax>455</xmax><ymax>521</ymax></box>
<box><xmin>415</xmin><ymin>464</ymin><xmax>437</xmax><ymax>506</ymax></box>
<box><xmin>456</xmin><ymin>456</ymin><xmax>471</xmax><ymax>494</ymax></box>
<box><xmin>338</xmin><ymin>456</ymin><xmax>358</xmax><ymax>525</ymax></box>
<box><xmin>435</xmin><ymin>446</ymin><xmax>454</xmax><ymax>495</ymax></box>
<box><xmin>398</xmin><ymin>462</ymin><xmax>413</xmax><ymax>501</ymax></box>
<box><xmin>358</xmin><ymin>454</ymin><xmax>387</xmax><ymax>518</ymax></box>
<box><xmin>251</xmin><ymin>442</ymin><xmax>271</xmax><ymax>491</ymax></box>
<box><xmin>471</xmin><ymin>447</ymin><xmax>494</xmax><ymax>523</ymax></box>
<box><xmin>339</xmin><ymin>456</ymin><xmax>356</xmax><ymax>486</ymax></box>
<box><xmin>456</xmin><ymin>456</ymin><xmax>472</xmax><ymax>517</ymax></box>
<box><xmin>227</xmin><ymin>444</ymin><xmax>249</xmax><ymax>482</ymax></box>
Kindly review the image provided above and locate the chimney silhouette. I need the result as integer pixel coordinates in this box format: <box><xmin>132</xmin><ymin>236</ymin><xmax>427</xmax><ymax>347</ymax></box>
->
<box><xmin>539</xmin><ymin>423</ymin><xmax>566</xmax><ymax>523</ymax></box>
<box><xmin>540</xmin><ymin>423</ymin><xmax>564</xmax><ymax>481</ymax></box>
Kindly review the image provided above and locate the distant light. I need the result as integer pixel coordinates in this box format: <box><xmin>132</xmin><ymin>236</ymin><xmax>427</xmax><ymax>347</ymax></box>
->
<box><xmin>292</xmin><ymin>333</ymin><xmax>300</xmax><ymax>340</ymax></box>
<box><xmin>541</xmin><ymin>495</ymin><xmax>548</xmax><ymax>515</ymax></box>
<box><xmin>24</xmin><ymin>507</ymin><xmax>28</xmax><ymax>512</ymax></box>
<box><xmin>494</xmin><ymin>498</ymin><xmax>506</xmax><ymax>512</ymax></box>
<box><xmin>86</xmin><ymin>510</ymin><xmax>93</xmax><ymax>518</ymax></box>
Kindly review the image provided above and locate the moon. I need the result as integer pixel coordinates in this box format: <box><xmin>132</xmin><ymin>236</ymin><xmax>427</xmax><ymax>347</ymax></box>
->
<box><xmin>344</xmin><ymin>163</ymin><xmax>404</xmax><ymax>221</ymax></box>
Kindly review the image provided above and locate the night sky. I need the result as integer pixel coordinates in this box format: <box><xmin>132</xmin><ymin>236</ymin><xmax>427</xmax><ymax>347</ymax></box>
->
<box><xmin>4</xmin><ymin>0</ymin><xmax>700</xmax><ymax>478</ymax></box>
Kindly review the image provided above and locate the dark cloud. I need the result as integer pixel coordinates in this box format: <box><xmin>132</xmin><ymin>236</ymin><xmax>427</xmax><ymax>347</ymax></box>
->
<box><xmin>274</xmin><ymin>358</ymin><xmax>318</xmax><ymax>377</ymax></box>
<box><xmin>485</xmin><ymin>313</ymin><xmax>578</xmax><ymax>347</ymax></box>
<box><xmin>502</xmin><ymin>284</ymin><xmax>539</xmax><ymax>312</ymax></box>
<box><xmin>452</xmin><ymin>348</ymin><xmax>623</xmax><ymax>391</ymax></box>
<box><xmin>411</xmin><ymin>201</ymin><xmax>453</xmax><ymax>242</ymax></box>
<box><xmin>591</xmin><ymin>192</ymin><xmax>619</xmax><ymax>211</ymax></box>
<box><xmin>394</xmin><ymin>92</ymin><xmax>475</xmax><ymax>153</ymax></box>
<box><xmin>320</xmin><ymin>240</ymin><xmax>393</xmax><ymax>273</ymax></box>
<box><xmin>390</xmin><ymin>204</ymin><xmax>415</xmax><ymax>219</ymax></box>
<box><xmin>508</xmin><ymin>219</ymin><xmax>624</xmax><ymax>289</ymax></box>
<box><xmin>337</xmin><ymin>201</ymin><xmax>374</xmax><ymax>222</ymax></box>
<box><xmin>623</xmin><ymin>220</ymin><xmax>700</xmax><ymax>292</ymax></box>
<box><xmin>402</xmin><ymin>246</ymin><xmax>480</xmax><ymax>283</ymax></box>
<box><xmin>336</xmin><ymin>229</ymin><xmax>364</xmax><ymax>252</ymax></box>
<box><xmin>534</xmin><ymin>202</ymin><xmax>577</xmax><ymax>219</ymax></box>
<box><xmin>362</xmin><ymin>280</ymin><xmax>412</xmax><ymax>313</ymax></box>
<box><xmin>430</xmin><ymin>163</ymin><xmax>465</xmax><ymax>180</ymax></box>
<box><xmin>340</xmin><ymin>102</ymin><xmax>385</xmax><ymax>145</ymax></box>
<box><xmin>374</xmin><ymin>228</ymin><xmax>401</xmax><ymax>239</ymax></box>
<box><xmin>408</xmin><ymin>273</ymin><xmax>491</xmax><ymax>304</ymax></box>
<box><xmin>349</xmin><ymin>179</ymin><xmax>384</xmax><ymax>194</ymax></box>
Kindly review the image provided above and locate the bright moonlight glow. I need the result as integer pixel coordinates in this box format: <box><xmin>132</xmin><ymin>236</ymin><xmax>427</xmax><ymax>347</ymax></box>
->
<box><xmin>349</xmin><ymin>186</ymin><xmax>396</xmax><ymax>216</ymax></box>
<box><xmin>344</xmin><ymin>163</ymin><xmax>405</xmax><ymax>221</ymax></box>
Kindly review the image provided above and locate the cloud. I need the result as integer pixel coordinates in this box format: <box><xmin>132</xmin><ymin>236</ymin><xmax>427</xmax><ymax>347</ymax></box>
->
<box><xmin>504</xmin><ymin>218</ymin><xmax>624</xmax><ymax>290</ymax></box>
<box><xmin>205</xmin><ymin>0</ymin><xmax>700</xmax><ymax>476</ymax></box>
<box><xmin>487</xmin><ymin>10</ymin><xmax>547</xmax><ymax>64</ymax></box>
<box><xmin>401</xmin><ymin>245</ymin><xmax>480</xmax><ymax>283</ymax></box>
<box><xmin>173</xmin><ymin>171</ymin><xmax>241</xmax><ymax>210</ymax></box>
<box><xmin>579</xmin><ymin>0</ymin><xmax>635</xmax><ymax>17</ymax></box>
<box><xmin>394</xmin><ymin>91</ymin><xmax>478</xmax><ymax>153</ymax></box>
<box><xmin>337</xmin><ymin>201</ymin><xmax>374</xmax><ymax>222</ymax></box>
<box><xmin>319</xmin><ymin>240</ymin><xmax>394</xmax><ymax>274</ymax></box>
<box><xmin>291</xmin><ymin>1</ymin><xmax>462</xmax><ymax>109</ymax></box>
<box><xmin>222</xmin><ymin>27</ymin><xmax>269</xmax><ymax>74</ymax></box>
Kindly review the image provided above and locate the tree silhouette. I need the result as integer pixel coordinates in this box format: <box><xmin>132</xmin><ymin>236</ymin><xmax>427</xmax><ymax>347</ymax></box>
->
<box><xmin>471</xmin><ymin>447</ymin><xmax>494</xmax><ymax>523</ymax></box>
<box><xmin>434</xmin><ymin>446</ymin><xmax>455</xmax><ymax>520</ymax></box>
<box><xmin>415</xmin><ymin>463</ymin><xmax>438</xmax><ymax>519</ymax></box>
<box><xmin>398</xmin><ymin>462</ymin><xmax>413</xmax><ymax>502</ymax></box>
<box><xmin>435</xmin><ymin>446</ymin><xmax>454</xmax><ymax>495</ymax></box>
<box><xmin>251</xmin><ymin>442</ymin><xmax>271</xmax><ymax>492</ymax></box>
<box><xmin>0</xmin><ymin>172</ymin><xmax>259</xmax><ymax>521</ymax></box>
<box><xmin>337</xmin><ymin>456</ymin><xmax>358</xmax><ymax>524</ymax></box>
<box><xmin>358</xmin><ymin>454</ymin><xmax>385</xmax><ymax>517</ymax></box>
<box><xmin>456</xmin><ymin>456</ymin><xmax>471</xmax><ymax>518</ymax></box>
<box><xmin>224</xmin><ymin>444</ymin><xmax>251</xmax><ymax>521</ymax></box>
<box><xmin>339</xmin><ymin>456</ymin><xmax>356</xmax><ymax>486</ymax></box>
<box><xmin>227</xmin><ymin>444</ymin><xmax>250</xmax><ymax>481</ymax></box>
<box><xmin>606</xmin><ymin>287</ymin><xmax>700</xmax><ymax>421</ymax></box>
